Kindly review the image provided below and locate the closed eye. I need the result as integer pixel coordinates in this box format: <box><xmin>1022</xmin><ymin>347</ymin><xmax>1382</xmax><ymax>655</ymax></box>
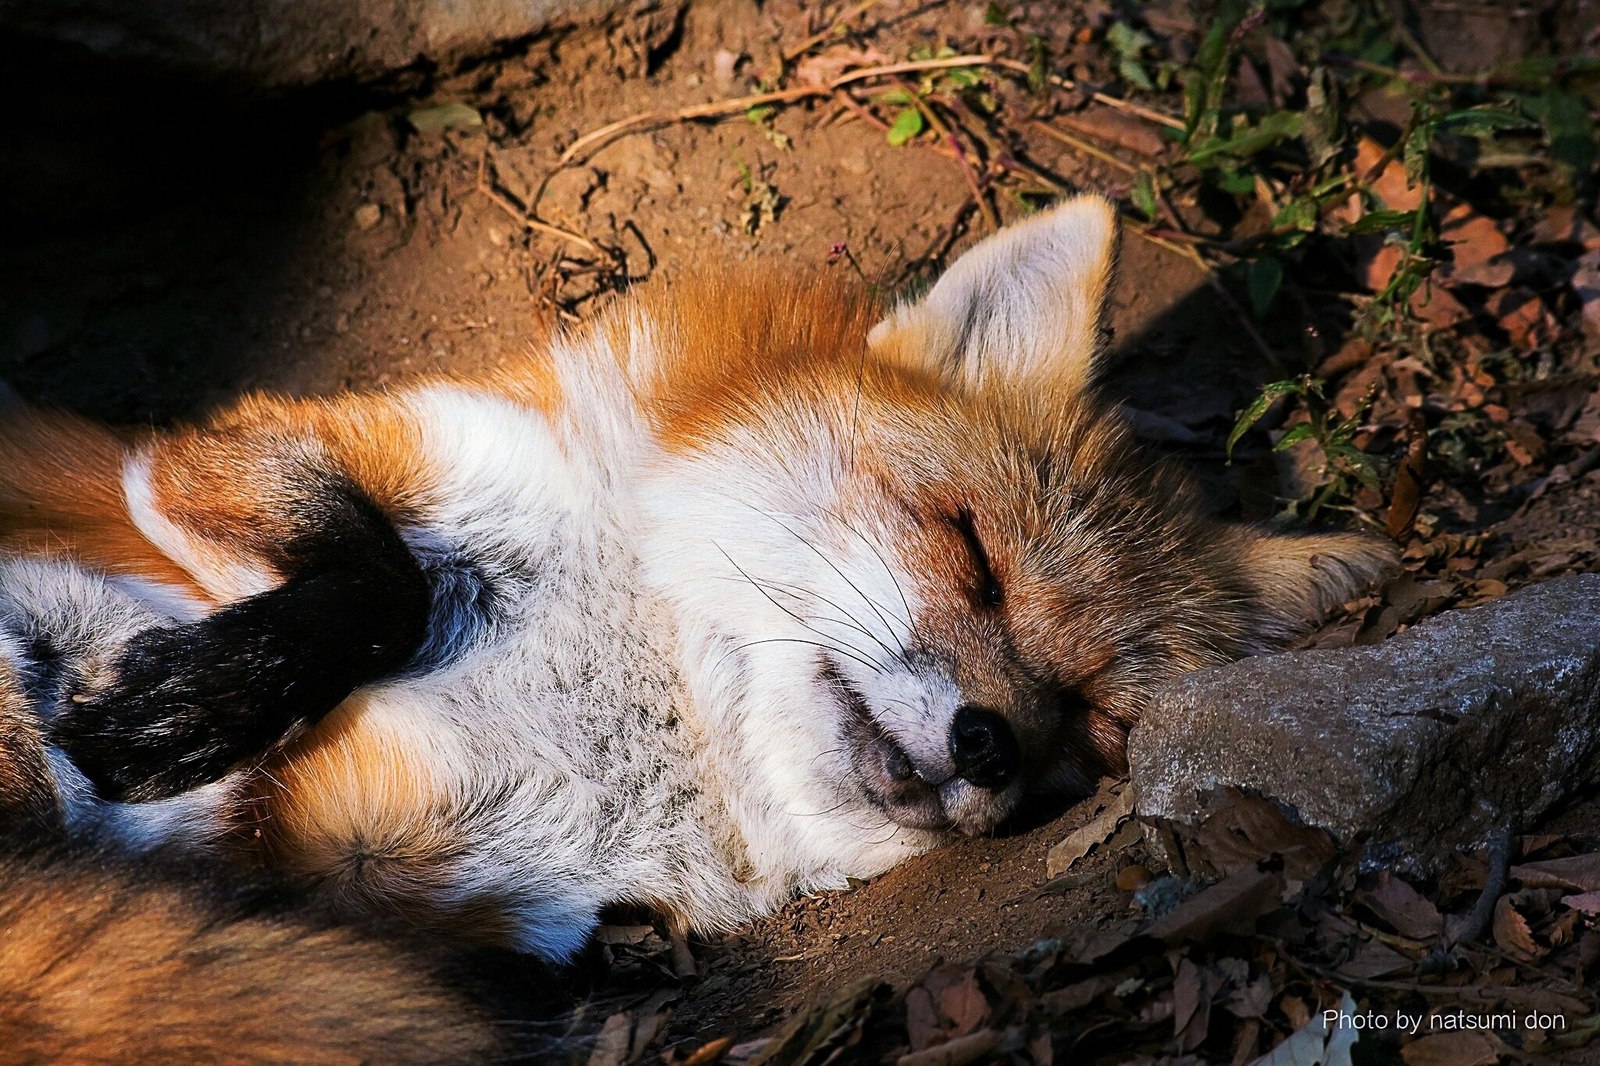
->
<box><xmin>948</xmin><ymin>507</ymin><xmax>1003</xmax><ymax>608</ymax></box>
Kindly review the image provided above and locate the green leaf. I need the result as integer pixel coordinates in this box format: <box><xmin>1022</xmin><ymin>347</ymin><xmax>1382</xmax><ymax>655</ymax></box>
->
<box><xmin>1531</xmin><ymin>89</ymin><xmax>1597</xmax><ymax>183</ymax></box>
<box><xmin>983</xmin><ymin>2</ymin><xmax>1013</xmax><ymax>27</ymax></box>
<box><xmin>1227</xmin><ymin>379</ymin><xmax>1304</xmax><ymax>458</ymax></box>
<box><xmin>1302</xmin><ymin>68</ymin><xmax>1341</xmax><ymax>168</ymax></box>
<box><xmin>1027</xmin><ymin>35</ymin><xmax>1049</xmax><ymax>93</ymax></box>
<box><xmin>1248</xmin><ymin>257</ymin><xmax>1284</xmax><ymax>319</ymax></box>
<box><xmin>886</xmin><ymin>108</ymin><xmax>924</xmax><ymax>147</ymax></box>
<box><xmin>1187</xmin><ymin>111</ymin><xmax>1304</xmax><ymax>166</ymax></box>
<box><xmin>879</xmin><ymin>88</ymin><xmax>915</xmax><ymax>106</ymax></box>
<box><xmin>1183</xmin><ymin>0</ymin><xmax>1245</xmax><ymax>142</ymax></box>
<box><xmin>1271</xmin><ymin>196</ymin><xmax>1320</xmax><ymax>232</ymax></box>
<box><xmin>1337</xmin><ymin>448</ymin><xmax>1383</xmax><ymax>489</ymax></box>
<box><xmin>1214</xmin><ymin>168</ymin><xmax>1256</xmax><ymax>194</ymax></box>
<box><xmin>1105</xmin><ymin>21</ymin><xmax>1154</xmax><ymax>59</ymax></box>
<box><xmin>1132</xmin><ymin>171</ymin><xmax>1159</xmax><ymax>220</ymax></box>
<box><xmin>1435</xmin><ymin>107</ymin><xmax>1535</xmax><ymax>134</ymax></box>
<box><xmin>1106</xmin><ymin>22</ymin><xmax>1156</xmax><ymax>91</ymax></box>
<box><xmin>1343</xmin><ymin>209</ymin><xmax>1418</xmax><ymax>235</ymax></box>
<box><xmin>1120</xmin><ymin>58</ymin><xmax>1155</xmax><ymax>91</ymax></box>
<box><xmin>1402</xmin><ymin>123</ymin><xmax>1431</xmax><ymax>189</ymax></box>
<box><xmin>1273</xmin><ymin>422</ymin><xmax>1316</xmax><ymax>450</ymax></box>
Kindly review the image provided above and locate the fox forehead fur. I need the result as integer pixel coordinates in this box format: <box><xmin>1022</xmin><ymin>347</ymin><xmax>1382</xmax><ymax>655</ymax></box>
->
<box><xmin>0</xmin><ymin>196</ymin><xmax>1391</xmax><ymax>963</ymax></box>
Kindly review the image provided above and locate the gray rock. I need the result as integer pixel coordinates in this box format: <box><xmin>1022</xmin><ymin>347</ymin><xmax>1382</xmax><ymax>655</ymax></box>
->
<box><xmin>3</xmin><ymin>0</ymin><xmax>668</xmax><ymax>89</ymax></box>
<box><xmin>1129</xmin><ymin>574</ymin><xmax>1600</xmax><ymax>875</ymax></box>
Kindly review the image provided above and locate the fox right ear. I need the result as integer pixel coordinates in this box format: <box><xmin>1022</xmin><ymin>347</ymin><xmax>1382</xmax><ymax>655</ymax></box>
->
<box><xmin>868</xmin><ymin>195</ymin><xmax>1119</xmax><ymax>398</ymax></box>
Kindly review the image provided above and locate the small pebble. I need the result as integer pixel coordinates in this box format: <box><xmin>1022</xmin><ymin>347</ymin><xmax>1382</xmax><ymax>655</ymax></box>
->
<box><xmin>354</xmin><ymin>203</ymin><xmax>383</xmax><ymax>231</ymax></box>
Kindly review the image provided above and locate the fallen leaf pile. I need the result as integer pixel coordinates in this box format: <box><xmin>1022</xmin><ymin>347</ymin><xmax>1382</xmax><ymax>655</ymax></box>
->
<box><xmin>640</xmin><ymin>791</ymin><xmax>1600</xmax><ymax>1066</ymax></box>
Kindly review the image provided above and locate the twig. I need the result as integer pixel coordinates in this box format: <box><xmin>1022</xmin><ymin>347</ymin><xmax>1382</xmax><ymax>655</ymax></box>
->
<box><xmin>471</xmin><ymin>150</ymin><xmax>611</xmax><ymax>262</ymax></box>
<box><xmin>989</xmin><ymin>57</ymin><xmax>1185</xmax><ymax>131</ymax></box>
<box><xmin>832</xmin><ymin>91</ymin><xmax>962</xmax><ymax>164</ymax></box>
<box><xmin>1130</xmin><ymin>224</ymin><xmax>1201</xmax><ymax>261</ymax></box>
<box><xmin>1388</xmin><ymin>15</ymin><xmax>1446</xmax><ymax>77</ymax></box>
<box><xmin>1448</xmin><ymin>824</ymin><xmax>1515</xmax><ymax>951</ymax></box>
<box><xmin>783</xmin><ymin>0</ymin><xmax>884</xmax><ymax>61</ymax></box>
<box><xmin>1031</xmin><ymin>120</ymin><xmax>1139</xmax><ymax>174</ymax></box>
<box><xmin>560</xmin><ymin>55</ymin><xmax>995</xmax><ymax>163</ymax></box>
<box><xmin>895</xmin><ymin>79</ymin><xmax>999</xmax><ymax>230</ymax></box>
<box><xmin>899</xmin><ymin>196</ymin><xmax>979</xmax><ymax>283</ymax></box>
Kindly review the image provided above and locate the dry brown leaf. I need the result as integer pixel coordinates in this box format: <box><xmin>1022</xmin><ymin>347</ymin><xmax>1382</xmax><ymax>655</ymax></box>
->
<box><xmin>1172</xmin><ymin>957</ymin><xmax>1216</xmax><ymax>1052</ymax></box>
<box><xmin>1572</xmin><ymin>249</ymin><xmax>1600</xmax><ymax>344</ymax></box>
<box><xmin>1337</xmin><ymin>936</ymin><xmax>1414</xmax><ymax>980</ymax></box>
<box><xmin>1438</xmin><ymin>203</ymin><xmax>1514</xmax><ymax>288</ymax></box>
<box><xmin>1356</xmin><ymin>136</ymin><xmax>1422</xmax><ymax>211</ymax></box>
<box><xmin>1159</xmin><ymin>789</ymin><xmax>1336</xmax><ymax>880</ymax></box>
<box><xmin>588</xmin><ymin>1012</ymin><xmax>635</xmax><ymax>1066</ymax></box>
<box><xmin>1224</xmin><ymin>972</ymin><xmax>1274</xmax><ymax>1020</ymax></box>
<box><xmin>1053</xmin><ymin>107</ymin><xmax>1167</xmax><ymax>156</ymax></box>
<box><xmin>1358</xmin><ymin>872</ymin><xmax>1444</xmax><ymax>940</ymax></box>
<box><xmin>1513</xmin><ymin>852</ymin><xmax>1600</xmax><ymax>892</ymax></box>
<box><xmin>894</xmin><ymin>1029</ymin><xmax>1003</xmax><ymax>1066</ymax></box>
<box><xmin>1040</xmin><ymin>974</ymin><xmax>1119</xmax><ymax>1013</ymax></box>
<box><xmin>1491</xmin><ymin>287</ymin><xmax>1555</xmax><ymax>348</ymax></box>
<box><xmin>1386</xmin><ymin>411</ymin><xmax>1430</xmax><ymax>543</ymax></box>
<box><xmin>1147</xmin><ymin>867</ymin><xmax>1284</xmax><ymax>946</ymax></box>
<box><xmin>1411</xmin><ymin>283</ymin><xmax>1474</xmax><ymax>329</ymax></box>
<box><xmin>1562</xmin><ymin>891</ymin><xmax>1600</xmax><ymax>916</ymax></box>
<box><xmin>905</xmin><ymin>986</ymin><xmax>940</xmax><ymax>1052</ymax></box>
<box><xmin>1531</xmin><ymin>203</ymin><xmax>1600</xmax><ymax>250</ymax></box>
<box><xmin>1492</xmin><ymin>894</ymin><xmax>1542</xmax><ymax>962</ymax></box>
<box><xmin>937</xmin><ymin>970</ymin><xmax>989</xmax><ymax>1037</ymax></box>
<box><xmin>1400</xmin><ymin>1030</ymin><xmax>1503</xmax><ymax>1066</ymax></box>
<box><xmin>1046</xmin><ymin>779</ymin><xmax>1135</xmax><ymax>877</ymax></box>
<box><xmin>792</xmin><ymin>47</ymin><xmax>893</xmax><ymax>88</ymax></box>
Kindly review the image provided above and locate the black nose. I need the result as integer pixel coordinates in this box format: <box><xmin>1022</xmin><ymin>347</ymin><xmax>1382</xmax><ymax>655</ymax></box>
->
<box><xmin>948</xmin><ymin>705</ymin><xmax>1020</xmax><ymax>790</ymax></box>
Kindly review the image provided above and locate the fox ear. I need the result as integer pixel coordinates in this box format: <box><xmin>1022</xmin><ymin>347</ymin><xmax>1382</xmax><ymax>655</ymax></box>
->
<box><xmin>1237</xmin><ymin>529</ymin><xmax>1398</xmax><ymax>642</ymax></box>
<box><xmin>868</xmin><ymin>195</ymin><xmax>1119</xmax><ymax>396</ymax></box>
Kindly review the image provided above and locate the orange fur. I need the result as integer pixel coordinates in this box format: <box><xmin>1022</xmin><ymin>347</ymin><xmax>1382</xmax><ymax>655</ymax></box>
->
<box><xmin>621</xmin><ymin>269</ymin><xmax>939</xmax><ymax>450</ymax></box>
<box><xmin>0</xmin><ymin>408</ymin><xmax>202</xmax><ymax>596</ymax></box>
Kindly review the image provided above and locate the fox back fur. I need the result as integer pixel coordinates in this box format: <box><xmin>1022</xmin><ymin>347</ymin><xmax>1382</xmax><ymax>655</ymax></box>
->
<box><xmin>0</xmin><ymin>198</ymin><xmax>1391</xmax><ymax>1058</ymax></box>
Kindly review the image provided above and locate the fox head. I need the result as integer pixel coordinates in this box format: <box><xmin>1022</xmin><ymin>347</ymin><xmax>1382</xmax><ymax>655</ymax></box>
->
<box><xmin>631</xmin><ymin>197</ymin><xmax>1392</xmax><ymax>850</ymax></box>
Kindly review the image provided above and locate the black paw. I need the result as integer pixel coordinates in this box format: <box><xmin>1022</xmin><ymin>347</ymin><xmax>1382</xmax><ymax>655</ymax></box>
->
<box><xmin>51</xmin><ymin>623</ymin><xmax>277</xmax><ymax>801</ymax></box>
<box><xmin>50</xmin><ymin>564</ymin><xmax>429</xmax><ymax>803</ymax></box>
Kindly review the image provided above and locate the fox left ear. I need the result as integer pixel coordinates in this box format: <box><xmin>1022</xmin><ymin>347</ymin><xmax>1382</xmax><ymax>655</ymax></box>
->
<box><xmin>868</xmin><ymin>195</ymin><xmax>1120</xmax><ymax>396</ymax></box>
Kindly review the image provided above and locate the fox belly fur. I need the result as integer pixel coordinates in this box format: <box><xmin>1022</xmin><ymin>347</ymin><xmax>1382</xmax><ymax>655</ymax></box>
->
<box><xmin>0</xmin><ymin>199</ymin><xmax>1392</xmax><ymax>1051</ymax></box>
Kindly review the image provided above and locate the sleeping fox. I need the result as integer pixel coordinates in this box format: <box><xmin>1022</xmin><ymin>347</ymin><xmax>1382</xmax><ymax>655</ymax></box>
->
<box><xmin>0</xmin><ymin>197</ymin><xmax>1390</xmax><ymax>1057</ymax></box>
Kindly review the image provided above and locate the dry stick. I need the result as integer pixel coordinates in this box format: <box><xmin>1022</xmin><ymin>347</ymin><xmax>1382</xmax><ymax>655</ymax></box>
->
<box><xmin>1388</xmin><ymin>16</ymin><xmax>1446</xmax><ymax>77</ymax></box>
<box><xmin>989</xmin><ymin>57</ymin><xmax>1185</xmax><ymax>131</ymax></box>
<box><xmin>782</xmin><ymin>0</ymin><xmax>884</xmax><ymax>61</ymax></box>
<box><xmin>472</xmin><ymin>151</ymin><xmax>611</xmax><ymax>261</ymax></box>
<box><xmin>832</xmin><ymin>91</ymin><xmax>962</xmax><ymax>164</ymax></box>
<box><xmin>1030</xmin><ymin>120</ymin><xmax>1140</xmax><ymax>174</ymax></box>
<box><xmin>560</xmin><ymin>56</ymin><xmax>998</xmax><ymax>163</ymax></box>
<box><xmin>894</xmin><ymin>79</ymin><xmax>1000</xmax><ymax>231</ymax></box>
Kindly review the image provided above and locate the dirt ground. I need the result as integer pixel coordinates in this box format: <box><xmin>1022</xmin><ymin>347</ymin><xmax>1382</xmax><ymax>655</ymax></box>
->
<box><xmin>3</xmin><ymin>0</ymin><xmax>1598</xmax><ymax>1061</ymax></box>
